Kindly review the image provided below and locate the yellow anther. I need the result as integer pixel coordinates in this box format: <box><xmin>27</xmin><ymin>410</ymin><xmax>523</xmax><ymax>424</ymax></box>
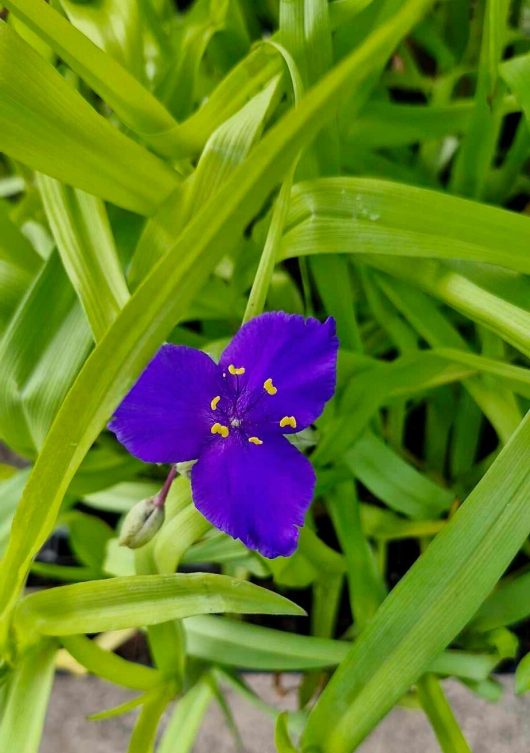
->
<box><xmin>279</xmin><ymin>416</ymin><xmax>297</xmax><ymax>429</ymax></box>
<box><xmin>263</xmin><ymin>378</ymin><xmax>277</xmax><ymax>395</ymax></box>
<box><xmin>210</xmin><ymin>395</ymin><xmax>221</xmax><ymax>410</ymax></box>
<box><xmin>248</xmin><ymin>436</ymin><xmax>263</xmax><ymax>445</ymax></box>
<box><xmin>228</xmin><ymin>364</ymin><xmax>245</xmax><ymax>376</ymax></box>
<box><xmin>211</xmin><ymin>422</ymin><xmax>229</xmax><ymax>438</ymax></box>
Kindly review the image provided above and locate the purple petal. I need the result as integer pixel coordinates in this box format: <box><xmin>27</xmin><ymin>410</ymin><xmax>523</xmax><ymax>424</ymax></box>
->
<box><xmin>109</xmin><ymin>345</ymin><xmax>220</xmax><ymax>463</ymax></box>
<box><xmin>191</xmin><ymin>433</ymin><xmax>315</xmax><ymax>558</ymax></box>
<box><xmin>220</xmin><ymin>312</ymin><xmax>338</xmax><ymax>433</ymax></box>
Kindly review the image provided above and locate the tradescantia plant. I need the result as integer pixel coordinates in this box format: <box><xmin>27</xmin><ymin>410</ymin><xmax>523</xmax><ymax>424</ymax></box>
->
<box><xmin>0</xmin><ymin>0</ymin><xmax>529</xmax><ymax>751</ymax></box>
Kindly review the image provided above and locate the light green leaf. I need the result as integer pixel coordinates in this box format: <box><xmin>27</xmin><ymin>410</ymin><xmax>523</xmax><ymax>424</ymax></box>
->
<box><xmin>38</xmin><ymin>175</ymin><xmax>129</xmax><ymax>341</ymax></box>
<box><xmin>281</xmin><ymin>177</ymin><xmax>530</xmax><ymax>274</ymax></box>
<box><xmin>129</xmin><ymin>74</ymin><xmax>281</xmax><ymax>286</ymax></box>
<box><xmin>157</xmin><ymin>679</ymin><xmax>214</xmax><ymax>753</ymax></box>
<box><xmin>0</xmin><ymin>640</ymin><xmax>56</xmax><ymax>753</ymax></box>
<box><xmin>0</xmin><ymin>251</ymin><xmax>92</xmax><ymax>456</ymax></box>
<box><xmin>13</xmin><ymin>573</ymin><xmax>305</xmax><ymax>641</ymax></box>
<box><xmin>3</xmin><ymin>0</ymin><xmax>182</xmax><ymax>157</ymax></box>
<box><xmin>0</xmin><ymin>22</ymin><xmax>178</xmax><ymax>214</ymax></box>
<box><xmin>61</xmin><ymin>634</ymin><xmax>162</xmax><ymax>691</ymax></box>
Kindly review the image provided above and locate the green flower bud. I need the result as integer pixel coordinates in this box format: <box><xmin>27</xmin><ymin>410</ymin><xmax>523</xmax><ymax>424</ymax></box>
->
<box><xmin>119</xmin><ymin>498</ymin><xmax>165</xmax><ymax>549</ymax></box>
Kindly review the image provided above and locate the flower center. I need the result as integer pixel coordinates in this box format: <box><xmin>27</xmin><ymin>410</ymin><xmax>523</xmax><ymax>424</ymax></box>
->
<box><xmin>208</xmin><ymin>366</ymin><xmax>296</xmax><ymax>444</ymax></box>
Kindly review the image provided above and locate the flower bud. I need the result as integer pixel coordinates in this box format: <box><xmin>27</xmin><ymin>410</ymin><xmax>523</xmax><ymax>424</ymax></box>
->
<box><xmin>119</xmin><ymin>498</ymin><xmax>165</xmax><ymax>549</ymax></box>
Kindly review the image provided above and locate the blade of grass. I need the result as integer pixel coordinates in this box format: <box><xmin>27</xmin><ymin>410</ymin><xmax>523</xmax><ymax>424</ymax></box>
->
<box><xmin>0</xmin><ymin>640</ymin><xmax>56</xmax><ymax>753</ymax></box>
<box><xmin>417</xmin><ymin>674</ymin><xmax>473</xmax><ymax>753</ymax></box>
<box><xmin>281</xmin><ymin>177</ymin><xmax>530</xmax><ymax>274</ymax></box>
<box><xmin>0</xmin><ymin>22</ymin><xmax>178</xmax><ymax>214</ymax></box>
<box><xmin>3</xmin><ymin>0</ymin><xmax>184</xmax><ymax>158</ymax></box>
<box><xmin>37</xmin><ymin>175</ymin><xmax>130</xmax><ymax>341</ymax></box>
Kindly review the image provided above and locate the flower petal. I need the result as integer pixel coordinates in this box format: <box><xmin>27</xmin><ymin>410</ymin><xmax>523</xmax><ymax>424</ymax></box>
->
<box><xmin>109</xmin><ymin>345</ymin><xmax>220</xmax><ymax>463</ymax></box>
<box><xmin>220</xmin><ymin>312</ymin><xmax>338</xmax><ymax>433</ymax></box>
<box><xmin>191</xmin><ymin>433</ymin><xmax>315</xmax><ymax>558</ymax></box>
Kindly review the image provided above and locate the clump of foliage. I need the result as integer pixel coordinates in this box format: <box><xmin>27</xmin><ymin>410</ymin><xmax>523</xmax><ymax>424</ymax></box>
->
<box><xmin>0</xmin><ymin>1</ymin><xmax>529</xmax><ymax>752</ymax></box>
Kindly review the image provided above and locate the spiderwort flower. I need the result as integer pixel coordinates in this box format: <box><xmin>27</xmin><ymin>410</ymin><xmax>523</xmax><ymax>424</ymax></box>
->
<box><xmin>109</xmin><ymin>312</ymin><xmax>338</xmax><ymax>558</ymax></box>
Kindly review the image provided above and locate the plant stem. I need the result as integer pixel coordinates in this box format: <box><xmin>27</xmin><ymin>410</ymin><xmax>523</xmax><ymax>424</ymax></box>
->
<box><xmin>417</xmin><ymin>673</ymin><xmax>474</xmax><ymax>753</ymax></box>
<box><xmin>153</xmin><ymin>464</ymin><xmax>177</xmax><ymax>509</ymax></box>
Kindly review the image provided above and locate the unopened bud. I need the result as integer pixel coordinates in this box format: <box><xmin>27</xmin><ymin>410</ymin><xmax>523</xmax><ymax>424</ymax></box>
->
<box><xmin>119</xmin><ymin>498</ymin><xmax>165</xmax><ymax>549</ymax></box>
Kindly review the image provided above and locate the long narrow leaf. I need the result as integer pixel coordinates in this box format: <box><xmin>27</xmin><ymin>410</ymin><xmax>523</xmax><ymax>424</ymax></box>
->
<box><xmin>302</xmin><ymin>411</ymin><xmax>530</xmax><ymax>753</ymax></box>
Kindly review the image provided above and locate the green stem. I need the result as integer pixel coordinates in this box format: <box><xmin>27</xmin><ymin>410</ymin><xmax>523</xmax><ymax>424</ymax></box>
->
<box><xmin>128</xmin><ymin>684</ymin><xmax>174</xmax><ymax>753</ymax></box>
<box><xmin>242</xmin><ymin>39</ymin><xmax>303</xmax><ymax>324</ymax></box>
<box><xmin>242</xmin><ymin>169</ymin><xmax>295</xmax><ymax>323</ymax></box>
<box><xmin>417</xmin><ymin>673</ymin><xmax>473</xmax><ymax>753</ymax></box>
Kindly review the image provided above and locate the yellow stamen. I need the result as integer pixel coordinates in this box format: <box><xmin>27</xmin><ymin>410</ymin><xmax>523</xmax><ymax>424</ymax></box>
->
<box><xmin>228</xmin><ymin>364</ymin><xmax>245</xmax><ymax>376</ymax></box>
<box><xmin>210</xmin><ymin>395</ymin><xmax>221</xmax><ymax>410</ymax></box>
<box><xmin>279</xmin><ymin>416</ymin><xmax>297</xmax><ymax>429</ymax></box>
<box><xmin>211</xmin><ymin>422</ymin><xmax>229</xmax><ymax>438</ymax></box>
<box><xmin>263</xmin><ymin>377</ymin><xmax>277</xmax><ymax>395</ymax></box>
<box><xmin>248</xmin><ymin>436</ymin><xmax>263</xmax><ymax>445</ymax></box>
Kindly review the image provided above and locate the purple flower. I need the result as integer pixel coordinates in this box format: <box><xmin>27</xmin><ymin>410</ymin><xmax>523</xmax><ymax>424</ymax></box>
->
<box><xmin>109</xmin><ymin>312</ymin><xmax>338</xmax><ymax>558</ymax></box>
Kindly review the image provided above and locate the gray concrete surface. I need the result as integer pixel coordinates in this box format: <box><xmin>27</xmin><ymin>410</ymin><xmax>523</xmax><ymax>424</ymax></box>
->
<box><xmin>41</xmin><ymin>673</ymin><xmax>529</xmax><ymax>752</ymax></box>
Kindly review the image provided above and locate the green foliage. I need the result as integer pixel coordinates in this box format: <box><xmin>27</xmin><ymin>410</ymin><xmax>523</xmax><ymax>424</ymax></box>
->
<box><xmin>0</xmin><ymin>0</ymin><xmax>529</xmax><ymax>751</ymax></box>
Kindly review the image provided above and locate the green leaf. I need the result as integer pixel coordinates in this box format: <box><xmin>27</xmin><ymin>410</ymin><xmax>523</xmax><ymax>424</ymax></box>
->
<box><xmin>83</xmin><ymin>480</ymin><xmax>161</xmax><ymax>514</ymax></box>
<box><xmin>3</xmin><ymin>0</ymin><xmax>183</xmax><ymax>158</ymax></box>
<box><xmin>184</xmin><ymin>615</ymin><xmax>497</xmax><ymax>681</ymax></box>
<box><xmin>471</xmin><ymin>570</ymin><xmax>530</xmax><ymax>632</ymax></box>
<box><xmin>515</xmin><ymin>652</ymin><xmax>530</xmax><ymax>695</ymax></box>
<box><xmin>0</xmin><ymin>22</ymin><xmax>178</xmax><ymax>214</ymax></box>
<box><xmin>153</xmin><ymin>504</ymin><xmax>210</xmax><ymax>575</ymax></box>
<box><xmin>316</xmin><ymin>351</ymin><xmax>474</xmax><ymax>463</ymax></box>
<box><xmin>345</xmin><ymin>431</ymin><xmax>454</xmax><ymax>519</ymax></box>
<box><xmin>13</xmin><ymin>573</ymin><xmax>305</xmax><ymax>641</ymax></box>
<box><xmin>157</xmin><ymin>679</ymin><xmax>214</xmax><ymax>753</ymax></box>
<box><xmin>0</xmin><ymin>640</ymin><xmax>56</xmax><ymax>753</ymax></box>
<box><xmin>450</xmin><ymin>0</ymin><xmax>510</xmax><ymax>198</ymax></box>
<box><xmin>63</xmin><ymin>511</ymin><xmax>115</xmax><ymax>572</ymax></box>
<box><xmin>281</xmin><ymin>177</ymin><xmax>530</xmax><ymax>274</ymax></box>
<box><xmin>375</xmin><ymin>275</ymin><xmax>524</xmax><ymax>442</ymax></box>
<box><xmin>275</xmin><ymin>712</ymin><xmax>298</xmax><ymax>753</ymax></box>
<box><xmin>61</xmin><ymin>634</ymin><xmax>162</xmax><ymax>691</ymax></box>
<box><xmin>0</xmin><ymin>201</ymin><xmax>41</xmax><ymax>328</ymax></box>
<box><xmin>0</xmin><ymin>468</ymin><xmax>30</xmax><ymax>558</ymax></box>
<box><xmin>345</xmin><ymin>100</ymin><xmax>476</xmax><ymax>147</ymax></box>
<box><xmin>301</xmin><ymin>411</ymin><xmax>530</xmax><ymax>753</ymax></box>
<box><xmin>37</xmin><ymin>175</ymin><xmax>130</xmax><ymax>341</ymax></box>
<box><xmin>328</xmin><ymin>482</ymin><xmax>386</xmax><ymax>629</ymax></box>
<box><xmin>58</xmin><ymin>0</ymin><xmax>145</xmax><ymax>78</ymax></box>
<box><xmin>128</xmin><ymin>685</ymin><xmax>174</xmax><ymax>753</ymax></box>
<box><xmin>0</xmin><ymin>251</ymin><xmax>92</xmax><ymax>456</ymax></box>
<box><xmin>365</xmin><ymin>257</ymin><xmax>530</xmax><ymax>360</ymax></box>
<box><xmin>129</xmin><ymin>74</ymin><xmax>281</xmax><ymax>286</ymax></box>
<box><xmin>501</xmin><ymin>53</ymin><xmax>530</xmax><ymax>128</ymax></box>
